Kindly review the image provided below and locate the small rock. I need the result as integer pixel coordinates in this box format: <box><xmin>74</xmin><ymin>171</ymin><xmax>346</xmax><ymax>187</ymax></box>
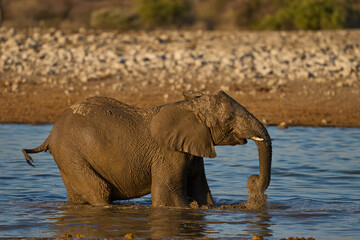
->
<box><xmin>124</xmin><ymin>233</ymin><xmax>135</xmax><ymax>239</ymax></box>
<box><xmin>11</xmin><ymin>83</ymin><xmax>18</xmax><ymax>92</ymax></box>
<box><xmin>80</xmin><ymin>74</ymin><xmax>88</xmax><ymax>83</ymax></box>
<box><xmin>308</xmin><ymin>72</ymin><xmax>315</xmax><ymax>78</ymax></box>
<box><xmin>112</xmin><ymin>83</ymin><xmax>123</xmax><ymax>91</ymax></box>
<box><xmin>141</xmin><ymin>81</ymin><xmax>150</xmax><ymax>87</ymax></box>
<box><xmin>336</xmin><ymin>81</ymin><xmax>344</xmax><ymax>88</ymax></box>
<box><xmin>267</xmin><ymin>79</ymin><xmax>277</xmax><ymax>87</ymax></box>
<box><xmin>190</xmin><ymin>200</ymin><xmax>199</xmax><ymax>208</ymax></box>
<box><xmin>7</xmin><ymin>28</ymin><xmax>16</xmax><ymax>37</ymax></box>
<box><xmin>54</xmin><ymin>30</ymin><xmax>64</xmax><ymax>38</ymax></box>
<box><xmin>185</xmin><ymin>42</ymin><xmax>197</xmax><ymax>49</ymax></box>
<box><xmin>220</xmin><ymin>85</ymin><xmax>230</xmax><ymax>91</ymax></box>
<box><xmin>58</xmin><ymin>78</ymin><xmax>69</xmax><ymax>85</ymax></box>
<box><xmin>262</xmin><ymin>118</ymin><xmax>269</xmax><ymax>126</ymax></box>
<box><xmin>277</xmin><ymin>122</ymin><xmax>288</xmax><ymax>129</ymax></box>
<box><xmin>25</xmin><ymin>38</ymin><xmax>38</xmax><ymax>49</ymax></box>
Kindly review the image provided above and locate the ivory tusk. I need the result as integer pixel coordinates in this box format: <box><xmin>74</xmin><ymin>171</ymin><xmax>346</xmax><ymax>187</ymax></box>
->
<box><xmin>251</xmin><ymin>136</ymin><xmax>264</xmax><ymax>142</ymax></box>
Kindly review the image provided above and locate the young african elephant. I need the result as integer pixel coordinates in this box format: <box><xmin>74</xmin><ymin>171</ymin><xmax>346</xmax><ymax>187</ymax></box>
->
<box><xmin>22</xmin><ymin>91</ymin><xmax>272</xmax><ymax>207</ymax></box>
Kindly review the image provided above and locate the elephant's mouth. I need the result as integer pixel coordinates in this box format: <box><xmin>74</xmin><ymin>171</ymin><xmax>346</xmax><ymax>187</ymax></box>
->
<box><xmin>216</xmin><ymin>132</ymin><xmax>248</xmax><ymax>146</ymax></box>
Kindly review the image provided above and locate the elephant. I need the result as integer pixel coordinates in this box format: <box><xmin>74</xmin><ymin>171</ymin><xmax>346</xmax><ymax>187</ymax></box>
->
<box><xmin>22</xmin><ymin>90</ymin><xmax>272</xmax><ymax>207</ymax></box>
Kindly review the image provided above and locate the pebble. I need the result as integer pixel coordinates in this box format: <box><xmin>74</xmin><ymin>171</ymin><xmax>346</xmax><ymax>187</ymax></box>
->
<box><xmin>11</xmin><ymin>83</ymin><xmax>18</xmax><ymax>92</ymax></box>
<box><xmin>262</xmin><ymin>118</ymin><xmax>269</xmax><ymax>126</ymax></box>
<box><xmin>277</xmin><ymin>122</ymin><xmax>288</xmax><ymax>129</ymax></box>
<box><xmin>0</xmin><ymin>27</ymin><xmax>359</xmax><ymax>96</ymax></box>
<box><xmin>124</xmin><ymin>233</ymin><xmax>135</xmax><ymax>239</ymax></box>
<box><xmin>163</xmin><ymin>93</ymin><xmax>169</xmax><ymax>100</ymax></box>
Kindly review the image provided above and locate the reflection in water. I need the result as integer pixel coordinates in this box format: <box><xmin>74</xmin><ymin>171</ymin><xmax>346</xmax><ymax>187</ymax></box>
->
<box><xmin>49</xmin><ymin>202</ymin><xmax>277</xmax><ymax>239</ymax></box>
<box><xmin>148</xmin><ymin>206</ymin><xmax>206</xmax><ymax>238</ymax></box>
<box><xmin>50</xmin><ymin>203</ymin><xmax>207</xmax><ymax>238</ymax></box>
<box><xmin>245</xmin><ymin>211</ymin><xmax>273</xmax><ymax>238</ymax></box>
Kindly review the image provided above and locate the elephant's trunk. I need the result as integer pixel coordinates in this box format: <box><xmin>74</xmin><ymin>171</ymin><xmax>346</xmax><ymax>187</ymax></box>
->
<box><xmin>253</xmin><ymin>138</ymin><xmax>272</xmax><ymax>192</ymax></box>
<box><xmin>246</xmin><ymin>130</ymin><xmax>272</xmax><ymax>210</ymax></box>
<box><xmin>247</xmin><ymin>122</ymin><xmax>272</xmax><ymax>194</ymax></box>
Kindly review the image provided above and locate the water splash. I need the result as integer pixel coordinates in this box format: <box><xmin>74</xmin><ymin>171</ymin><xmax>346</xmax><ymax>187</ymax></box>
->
<box><xmin>244</xmin><ymin>174</ymin><xmax>268</xmax><ymax>210</ymax></box>
<box><xmin>245</xmin><ymin>191</ymin><xmax>267</xmax><ymax>210</ymax></box>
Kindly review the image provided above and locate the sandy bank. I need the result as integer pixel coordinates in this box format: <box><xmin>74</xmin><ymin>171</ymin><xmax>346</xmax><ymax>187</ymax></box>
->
<box><xmin>0</xmin><ymin>28</ymin><xmax>359</xmax><ymax>127</ymax></box>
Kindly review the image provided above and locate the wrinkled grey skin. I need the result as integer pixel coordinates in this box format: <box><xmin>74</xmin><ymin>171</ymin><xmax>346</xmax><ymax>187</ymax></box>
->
<box><xmin>22</xmin><ymin>91</ymin><xmax>272</xmax><ymax>207</ymax></box>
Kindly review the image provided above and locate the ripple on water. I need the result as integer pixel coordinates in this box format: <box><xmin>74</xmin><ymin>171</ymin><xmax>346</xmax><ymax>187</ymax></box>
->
<box><xmin>0</xmin><ymin>125</ymin><xmax>359</xmax><ymax>239</ymax></box>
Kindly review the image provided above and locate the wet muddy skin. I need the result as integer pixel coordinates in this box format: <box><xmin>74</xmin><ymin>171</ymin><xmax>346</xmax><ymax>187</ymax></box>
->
<box><xmin>1</xmin><ymin>125</ymin><xmax>359</xmax><ymax>239</ymax></box>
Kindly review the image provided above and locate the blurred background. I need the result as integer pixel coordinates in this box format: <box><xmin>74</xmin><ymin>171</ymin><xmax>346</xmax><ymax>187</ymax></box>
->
<box><xmin>0</xmin><ymin>0</ymin><xmax>360</xmax><ymax>31</ymax></box>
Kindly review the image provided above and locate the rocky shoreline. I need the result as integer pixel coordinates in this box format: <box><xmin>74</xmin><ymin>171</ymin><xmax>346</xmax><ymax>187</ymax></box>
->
<box><xmin>1</xmin><ymin>27</ymin><xmax>359</xmax><ymax>127</ymax></box>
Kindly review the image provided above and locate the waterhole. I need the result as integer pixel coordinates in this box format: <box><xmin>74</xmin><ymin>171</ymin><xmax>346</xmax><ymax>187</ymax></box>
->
<box><xmin>0</xmin><ymin>124</ymin><xmax>359</xmax><ymax>239</ymax></box>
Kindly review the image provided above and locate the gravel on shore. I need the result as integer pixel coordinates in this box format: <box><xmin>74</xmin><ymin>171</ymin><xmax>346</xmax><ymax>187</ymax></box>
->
<box><xmin>0</xmin><ymin>27</ymin><xmax>359</xmax><ymax>127</ymax></box>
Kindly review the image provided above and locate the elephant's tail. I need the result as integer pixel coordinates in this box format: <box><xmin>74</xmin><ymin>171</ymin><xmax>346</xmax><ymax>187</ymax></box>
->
<box><xmin>22</xmin><ymin>135</ymin><xmax>51</xmax><ymax>167</ymax></box>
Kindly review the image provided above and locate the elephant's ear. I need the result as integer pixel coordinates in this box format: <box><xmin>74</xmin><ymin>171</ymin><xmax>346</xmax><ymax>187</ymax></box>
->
<box><xmin>150</xmin><ymin>106</ymin><xmax>216</xmax><ymax>158</ymax></box>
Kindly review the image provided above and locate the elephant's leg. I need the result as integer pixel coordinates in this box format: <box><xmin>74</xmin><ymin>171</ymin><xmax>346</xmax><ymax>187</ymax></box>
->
<box><xmin>187</xmin><ymin>158</ymin><xmax>215</xmax><ymax>206</ymax></box>
<box><xmin>151</xmin><ymin>169</ymin><xmax>188</xmax><ymax>207</ymax></box>
<box><xmin>151</xmin><ymin>182</ymin><xmax>188</xmax><ymax>207</ymax></box>
<box><xmin>55</xmin><ymin>156</ymin><xmax>112</xmax><ymax>205</ymax></box>
<box><xmin>60</xmin><ymin>170</ymin><xmax>87</xmax><ymax>204</ymax></box>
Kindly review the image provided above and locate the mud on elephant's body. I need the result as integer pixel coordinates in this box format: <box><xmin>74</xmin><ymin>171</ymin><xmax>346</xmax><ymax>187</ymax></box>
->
<box><xmin>22</xmin><ymin>91</ymin><xmax>272</xmax><ymax>207</ymax></box>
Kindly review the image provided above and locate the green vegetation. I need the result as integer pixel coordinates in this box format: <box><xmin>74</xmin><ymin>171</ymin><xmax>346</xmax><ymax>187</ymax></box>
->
<box><xmin>136</xmin><ymin>0</ymin><xmax>191</xmax><ymax>27</ymax></box>
<box><xmin>90</xmin><ymin>8</ymin><xmax>138</xmax><ymax>30</ymax></box>
<box><xmin>1</xmin><ymin>0</ymin><xmax>360</xmax><ymax>30</ymax></box>
<box><xmin>256</xmin><ymin>0</ymin><xmax>353</xmax><ymax>30</ymax></box>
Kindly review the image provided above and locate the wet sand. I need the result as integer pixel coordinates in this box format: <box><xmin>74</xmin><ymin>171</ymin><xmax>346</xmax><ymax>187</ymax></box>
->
<box><xmin>0</xmin><ymin>28</ymin><xmax>359</xmax><ymax>127</ymax></box>
<box><xmin>1</xmin><ymin>79</ymin><xmax>359</xmax><ymax>127</ymax></box>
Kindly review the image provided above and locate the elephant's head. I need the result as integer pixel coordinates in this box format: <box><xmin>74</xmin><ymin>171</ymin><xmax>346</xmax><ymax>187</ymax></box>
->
<box><xmin>151</xmin><ymin>90</ymin><xmax>272</xmax><ymax>195</ymax></box>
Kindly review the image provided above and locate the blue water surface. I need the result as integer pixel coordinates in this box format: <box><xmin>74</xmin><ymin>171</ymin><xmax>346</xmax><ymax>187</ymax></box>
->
<box><xmin>0</xmin><ymin>124</ymin><xmax>359</xmax><ymax>239</ymax></box>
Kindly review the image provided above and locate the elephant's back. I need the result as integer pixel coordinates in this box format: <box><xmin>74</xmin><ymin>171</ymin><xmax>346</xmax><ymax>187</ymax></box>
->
<box><xmin>69</xmin><ymin>96</ymin><xmax>144</xmax><ymax>120</ymax></box>
<box><xmin>54</xmin><ymin>96</ymin><xmax>153</xmax><ymax>146</ymax></box>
